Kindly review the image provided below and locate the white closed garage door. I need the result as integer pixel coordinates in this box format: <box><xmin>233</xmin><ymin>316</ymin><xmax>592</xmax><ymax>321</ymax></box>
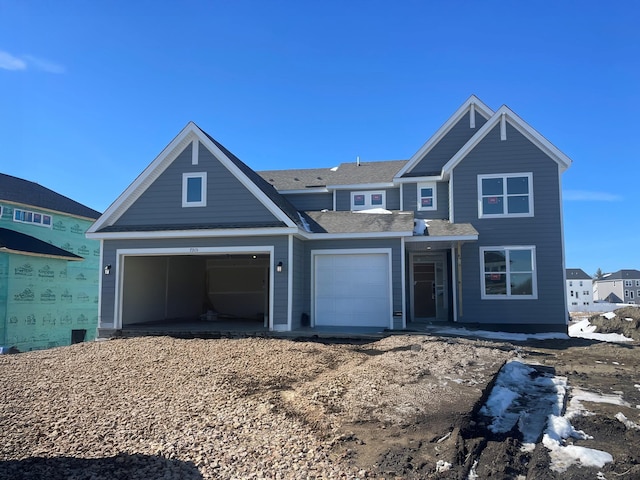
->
<box><xmin>313</xmin><ymin>252</ymin><xmax>391</xmax><ymax>327</ymax></box>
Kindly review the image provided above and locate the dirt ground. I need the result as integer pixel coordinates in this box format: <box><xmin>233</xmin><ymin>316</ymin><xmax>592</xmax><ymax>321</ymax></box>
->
<box><xmin>1</xmin><ymin>319</ymin><xmax>639</xmax><ymax>479</ymax></box>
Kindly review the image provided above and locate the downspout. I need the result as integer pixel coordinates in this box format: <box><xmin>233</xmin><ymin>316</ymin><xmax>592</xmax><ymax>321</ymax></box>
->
<box><xmin>457</xmin><ymin>242</ymin><xmax>463</xmax><ymax>318</ymax></box>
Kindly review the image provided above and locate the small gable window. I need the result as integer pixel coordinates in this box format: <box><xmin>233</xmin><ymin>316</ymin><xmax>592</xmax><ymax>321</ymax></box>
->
<box><xmin>417</xmin><ymin>183</ymin><xmax>437</xmax><ymax>211</ymax></box>
<box><xmin>182</xmin><ymin>172</ymin><xmax>207</xmax><ymax>207</ymax></box>
<box><xmin>351</xmin><ymin>191</ymin><xmax>386</xmax><ymax>211</ymax></box>
<box><xmin>478</xmin><ymin>173</ymin><xmax>533</xmax><ymax>218</ymax></box>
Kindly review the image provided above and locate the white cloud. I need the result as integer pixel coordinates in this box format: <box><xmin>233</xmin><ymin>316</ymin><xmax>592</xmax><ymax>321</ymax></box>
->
<box><xmin>0</xmin><ymin>49</ymin><xmax>64</xmax><ymax>73</ymax></box>
<box><xmin>0</xmin><ymin>50</ymin><xmax>27</xmax><ymax>70</ymax></box>
<box><xmin>564</xmin><ymin>190</ymin><xmax>622</xmax><ymax>202</ymax></box>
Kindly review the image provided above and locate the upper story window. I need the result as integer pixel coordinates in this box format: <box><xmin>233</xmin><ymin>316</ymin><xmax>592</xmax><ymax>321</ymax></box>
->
<box><xmin>480</xmin><ymin>246</ymin><xmax>537</xmax><ymax>299</ymax></box>
<box><xmin>636</xmin><ymin>280</ymin><xmax>640</xmax><ymax>287</ymax></box>
<box><xmin>182</xmin><ymin>172</ymin><xmax>207</xmax><ymax>207</ymax></box>
<box><xmin>625</xmin><ymin>280</ymin><xmax>633</xmax><ymax>287</ymax></box>
<box><xmin>14</xmin><ymin>208</ymin><xmax>52</xmax><ymax>228</ymax></box>
<box><xmin>417</xmin><ymin>183</ymin><xmax>437</xmax><ymax>211</ymax></box>
<box><xmin>351</xmin><ymin>191</ymin><xmax>385</xmax><ymax>211</ymax></box>
<box><xmin>478</xmin><ymin>173</ymin><xmax>533</xmax><ymax>218</ymax></box>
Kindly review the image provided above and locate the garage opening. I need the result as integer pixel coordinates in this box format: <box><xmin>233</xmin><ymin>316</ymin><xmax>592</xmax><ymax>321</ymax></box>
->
<box><xmin>120</xmin><ymin>253</ymin><xmax>270</xmax><ymax>329</ymax></box>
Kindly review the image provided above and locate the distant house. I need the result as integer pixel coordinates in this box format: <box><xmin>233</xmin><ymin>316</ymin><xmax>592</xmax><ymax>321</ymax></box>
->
<box><xmin>0</xmin><ymin>173</ymin><xmax>101</xmax><ymax>352</ymax></box>
<box><xmin>565</xmin><ymin>268</ymin><xmax>593</xmax><ymax>311</ymax></box>
<box><xmin>593</xmin><ymin>269</ymin><xmax>640</xmax><ymax>305</ymax></box>
<box><xmin>88</xmin><ymin>95</ymin><xmax>571</xmax><ymax>335</ymax></box>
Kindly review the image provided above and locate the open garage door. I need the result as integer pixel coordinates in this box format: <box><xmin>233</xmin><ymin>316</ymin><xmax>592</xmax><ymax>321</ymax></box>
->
<box><xmin>313</xmin><ymin>251</ymin><xmax>391</xmax><ymax>328</ymax></box>
<box><xmin>120</xmin><ymin>253</ymin><xmax>270</xmax><ymax>328</ymax></box>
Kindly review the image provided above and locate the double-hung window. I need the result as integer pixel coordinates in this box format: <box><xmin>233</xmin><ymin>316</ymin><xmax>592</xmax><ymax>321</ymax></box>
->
<box><xmin>182</xmin><ymin>172</ymin><xmax>207</xmax><ymax>207</ymax></box>
<box><xmin>351</xmin><ymin>191</ymin><xmax>386</xmax><ymax>211</ymax></box>
<box><xmin>480</xmin><ymin>246</ymin><xmax>537</xmax><ymax>299</ymax></box>
<box><xmin>478</xmin><ymin>173</ymin><xmax>533</xmax><ymax>218</ymax></box>
<box><xmin>624</xmin><ymin>280</ymin><xmax>633</xmax><ymax>287</ymax></box>
<box><xmin>417</xmin><ymin>183</ymin><xmax>437</xmax><ymax>211</ymax></box>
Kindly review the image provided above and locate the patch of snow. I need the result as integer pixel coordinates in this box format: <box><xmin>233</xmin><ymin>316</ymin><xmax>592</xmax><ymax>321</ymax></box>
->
<box><xmin>467</xmin><ymin>460</ymin><xmax>479</xmax><ymax>480</ymax></box>
<box><xmin>625</xmin><ymin>317</ymin><xmax>634</xmax><ymax>322</ymax></box>
<box><xmin>413</xmin><ymin>218</ymin><xmax>427</xmax><ymax>235</ymax></box>
<box><xmin>297</xmin><ymin>212</ymin><xmax>311</xmax><ymax>233</ymax></box>
<box><xmin>330</xmin><ymin>166</ymin><xmax>338</xmax><ymax>171</ymax></box>
<box><xmin>615</xmin><ymin>412</ymin><xmax>640</xmax><ymax>430</ymax></box>
<box><xmin>353</xmin><ymin>208</ymin><xmax>392</xmax><ymax>214</ymax></box>
<box><xmin>568</xmin><ymin>388</ymin><xmax>631</xmax><ymax>416</ymax></box>
<box><xmin>479</xmin><ymin>361</ymin><xmax>616</xmax><ymax>473</ymax></box>
<box><xmin>601</xmin><ymin>311</ymin><xmax>616</xmax><ymax>320</ymax></box>
<box><xmin>568</xmin><ymin>319</ymin><xmax>633</xmax><ymax>342</ymax></box>
<box><xmin>432</xmin><ymin>326</ymin><xmax>567</xmax><ymax>342</ymax></box>
<box><xmin>435</xmin><ymin>460</ymin><xmax>452</xmax><ymax>472</ymax></box>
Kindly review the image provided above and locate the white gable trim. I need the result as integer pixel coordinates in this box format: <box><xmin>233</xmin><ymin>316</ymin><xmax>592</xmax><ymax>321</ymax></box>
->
<box><xmin>395</xmin><ymin>95</ymin><xmax>494</xmax><ymax>178</ymax></box>
<box><xmin>88</xmin><ymin>122</ymin><xmax>297</xmax><ymax>234</ymax></box>
<box><xmin>442</xmin><ymin>106</ymin><xmax>573</xmax><ymax>176</ymax></box>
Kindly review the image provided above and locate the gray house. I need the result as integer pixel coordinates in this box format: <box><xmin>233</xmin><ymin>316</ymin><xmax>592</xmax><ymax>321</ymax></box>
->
<box><xmin>593</xmin><ymin>269</ymin><xmax>640</xmax><ymax>304</ymax></box>
<box><xmin>87</xmin><ymin>95</ymin><xmax>572</xmax><ymax>335</ymax></box>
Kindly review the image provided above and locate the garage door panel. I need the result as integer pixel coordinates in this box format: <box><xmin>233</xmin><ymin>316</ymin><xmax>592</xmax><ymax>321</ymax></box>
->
<box><xmin>314</xmin><ymin>253</ymin><xmax>391</xmax><ymax>328</ymax></box>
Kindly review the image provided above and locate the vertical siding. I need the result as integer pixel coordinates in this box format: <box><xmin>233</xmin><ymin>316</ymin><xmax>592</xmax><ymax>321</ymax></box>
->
<box><xmin>99</xmin><ymin>235</ymin><xmax>290</xmax><ymax>328</ymax></box>
<box><xmin>115</xmin><ymin>142</ymin><xmax>282</xmax><ymax>228</ymax></box>
<box><xmin>403</xmin><ymin>182</ymin><xmax>450</xmax><ymax>219</ymax></box>
<box><xmin>408</xmin><ymin>111</ymin><xmax>488</xmax><ymax>174</ymax></box>
<box><xmin>452</xmin><ymin>123</ymin><xmax>566</xmax><ymax>327</ymax></box>
<box><xmin>283</xmin><ymin>192</ymin><xmax>333</xmax><ymax>211</ymax></box>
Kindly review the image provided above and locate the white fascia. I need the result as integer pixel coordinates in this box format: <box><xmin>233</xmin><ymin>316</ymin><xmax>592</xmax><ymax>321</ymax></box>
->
<box><xmin>394</xmin><ymin>175</ymin><xmax>442</xmax><ymax>184</ymax></box>
<box><xmin>328</xmin><ymin>182</ymin><xmax>395</xmax><ymax>190</ymax></box>
<box><xmin>442</xmin><ymin>106</ymin><xmax>573</xmax><ymax>176</ymax></box>
<box><xmin>299</xmin><ymin>231</ymin><xmax>414</xmax><ymax>240</ymax></box>
<box><xmin>405</xmin><ymin>234</ymin><xmax>478</xmax><ymax>244</ymax></box>
<box><xmin>86</xmin><ymin>227</ymin><xmax>299</xmax><ymax>240</ymax></box>
<box><xmin>395</xmin><ymin>95</ymin><xmax>495</xmax><ymax>178</ymax></box>
<box><xmin>277</xmin><ymin>188</ymin><xmax>330</xmax><ymax>194</ymax></box>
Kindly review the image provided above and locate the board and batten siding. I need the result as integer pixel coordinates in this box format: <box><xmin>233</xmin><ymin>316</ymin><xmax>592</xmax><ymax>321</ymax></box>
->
<box><xmin>114</xmin><ymin>142</ymin><xmax>282</xmax><ymax>228</ymax></box>
<box><xmin>408</xmin><ymin>111</ymin><xmax>488</xmax><ymax>175</ymax></box>
<box><xmin>335</xmin><ymin>188</ymin><xmax>401</xmax><ymax>211</ymax></box>
<box><xmin>283</xmin><ymin>192</ymin><xmax>333</xmax><ymax>212</ymax></box>
<box><xmin>99</xmin><ymin>235</ymin><xmax>290</xmax><ymax>328</ymax></box>
<box><xmin>451</xmin><ymin>123</ymin><xmax>566</xmax><ymax>328</ymax></box>
<box><xmin>402</xmin><ymin>182</ymin><xmax>449</xmax><ymax>219</ymax></box>
<box><xmin>300</xmin><ymin>238</ymin><xmax>404</xmax><ymax>329</ymax></box>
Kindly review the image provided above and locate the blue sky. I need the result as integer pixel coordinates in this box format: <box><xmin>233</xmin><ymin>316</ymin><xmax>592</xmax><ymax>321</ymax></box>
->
<box><xmin>1</xmin><ymin>1</ymin><xmax>638</xmax><ymax>277</ymax></box>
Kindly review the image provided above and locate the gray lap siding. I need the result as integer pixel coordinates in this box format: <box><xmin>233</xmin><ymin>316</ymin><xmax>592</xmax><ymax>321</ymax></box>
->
<box><xmin>335</xmin><ymin>188</ymin><xmax>401</xmax><ymax>211</ymax></box>
<box><xmin>283</xmin><ymin>192</ymin><xmax>333</xmax><ymax>211</ymax></box>
<box><xmin>115</xmin><ymin>142</ymin><xmax>282</xmax><ymax>228</ymax></box>
<box><xmin>452</xmin><ymin>124</ymin><xmax>566</xmax><ymax>327</ymax></box>
<box><xmin>99</xmin><ymin>235</ymin><xmax>290</xmax><ymax>328</ymax></box>
<box><xmin>402</xmin><ymin>182</ymin><xmax>449</xmax><ymax>219</ymax></box>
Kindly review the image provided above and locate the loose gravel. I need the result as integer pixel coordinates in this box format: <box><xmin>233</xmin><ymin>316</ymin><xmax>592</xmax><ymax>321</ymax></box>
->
<box><xmin>0</xmin><ymin>335</ymin><xmax>511</xmax><ymax>479</ymax></box>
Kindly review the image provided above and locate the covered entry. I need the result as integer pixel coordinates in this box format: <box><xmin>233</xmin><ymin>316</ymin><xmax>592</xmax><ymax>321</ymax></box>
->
<box><xmin>312</xmin><ymin>249</ymin><xmax>392</xmax><ymax>328</ymax></box>
<box><xmin>116</xmin><ymin>246</ymin><xmax>274</xmax><ymax>329</ymax></box>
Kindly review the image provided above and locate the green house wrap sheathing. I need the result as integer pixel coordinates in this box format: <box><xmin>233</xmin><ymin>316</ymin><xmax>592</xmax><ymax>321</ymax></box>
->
<box><xmin>0</xmin><ymin>204</ymin><xmax>100</xmax><ymax>352</ymax></box>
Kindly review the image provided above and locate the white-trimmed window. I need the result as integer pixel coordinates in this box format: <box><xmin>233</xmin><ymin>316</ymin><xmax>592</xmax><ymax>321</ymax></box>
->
<box><xmin>478</xmin><ymin>173</ymin><xmax>533</xmax><ymax>218</ymax></box>
<box><xmin>480</xmin><ymin>246</ymin><xmax>537</xmax><ymax>299</ymax></box>
<box><xmin>13</xmin><ymin>208</ymin><xmax>52</xmax><ymax>228</ymax></box>
<box><xmin>182</xmin><ymin>172</ymin><xmax>207</xmax><ymax>207</ymax></box>
<box><xmin>417</xmin><ymin>183</ymin><xmax>437</xmax><ymax>211</ymax></box>
<box><xmin>625</xmin><ymin>280</ymin><xmax>633</xmax><ymax>287</ymax></box>
<box><xmin>625</xmin><ymin>290</ymin><xmax>630</xmax><ymax>298</ymax></box>
<box><xmin>351</xmin><ymin>191</ymin><xmax>386</xmax><ymax>211</ymax></box>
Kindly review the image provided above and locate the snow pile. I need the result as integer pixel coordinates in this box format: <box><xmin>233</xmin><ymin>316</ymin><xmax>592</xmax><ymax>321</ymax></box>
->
<box><xmin>413</xmin><ymin>218</ymin><xmax>427</xmax><ymax>235</ymax></box>
<box><xmin>432</xmin><ymin>326</ymin><xmax>567</xmax><ymax>342</ymax></box>
<box><xmin>353</xmin><ymin>208</ymin><xmax>392</xmax><ymax>214</ymax></box>
<box><xmin>479</xmin><ymin>360</ymin><xmax>617</xmax><ymax>473</ymax></box>
<box><xmin>615</xmin><ymin>412</ymin><xmax>640</xmax><ymax>430</ymax></box>
<box><xmin>569</xmin><ymin>319</ymin><xmax>634</xmax><ymax>342</ymax></box>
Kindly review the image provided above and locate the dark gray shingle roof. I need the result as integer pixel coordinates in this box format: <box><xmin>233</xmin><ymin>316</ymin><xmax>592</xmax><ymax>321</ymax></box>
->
<box><xmin>424</xmin><ymin>219</ymin><xmax>478</xmax><ymax>237</ymax></box>
<box><xmin>303</xmin><ymin>211</ymin><xmax>414</xmax><ymax>234</ymax></box>
<box><xmin>566</xmin><ymin>268</ymin><xmax>592</xmax><ymax>280</ymax></box>
<box><xmin>0</xmin><ymin>173</ymin><xmax>101</xmax><ymax>219</ymax></box>
<box><xmin>259</xmin><ymin>160</ymin><xmax>408</xmax><ymax>190</ymax></box>
<box><xmin>0</xmin><ymin>227</ymin><xmax>83</xmax><ymax>260</ymax></box>
<box><xmin>600</xmin><ymin>269</ymin><xmax>640</xmax><ymax>280</ymax></box>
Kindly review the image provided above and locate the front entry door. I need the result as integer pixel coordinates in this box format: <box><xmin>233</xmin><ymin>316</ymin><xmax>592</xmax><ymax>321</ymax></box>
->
<box><xmin>414</xmin><ymin>263</ymin><xmax>436</xmax><ymax>318</ymax></box>
<box><xmin>411</xmin><ymin>254</ymin><xmax>447</xmax><ymax>321</ymax></box>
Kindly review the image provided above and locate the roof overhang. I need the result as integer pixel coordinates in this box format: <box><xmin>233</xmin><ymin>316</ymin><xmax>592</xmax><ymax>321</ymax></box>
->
<box><xmin>87</xmin><ymin>227</ymin><xmax>300</xmax><ymax>240</ymax></box>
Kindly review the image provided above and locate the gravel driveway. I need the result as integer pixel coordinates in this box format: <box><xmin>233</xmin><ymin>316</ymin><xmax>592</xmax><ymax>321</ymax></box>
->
<box><xmin>0</xmin><ymin>335</ymin><xmax>511</xmax><ymax>479</ymax></box>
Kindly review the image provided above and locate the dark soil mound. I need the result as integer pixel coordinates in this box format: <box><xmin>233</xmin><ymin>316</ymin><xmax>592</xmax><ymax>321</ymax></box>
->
<box><xmin>590</xmin><ymin>306</ymin><xmax>640</xmax><ymax>341</ymax></box>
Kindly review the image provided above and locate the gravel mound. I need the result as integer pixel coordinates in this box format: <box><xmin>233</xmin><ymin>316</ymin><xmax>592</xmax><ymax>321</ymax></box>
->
<box><xmin>0</xmin><ymin>335</ymin><xmax>510</xmax><ymax>479</ymax></box>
